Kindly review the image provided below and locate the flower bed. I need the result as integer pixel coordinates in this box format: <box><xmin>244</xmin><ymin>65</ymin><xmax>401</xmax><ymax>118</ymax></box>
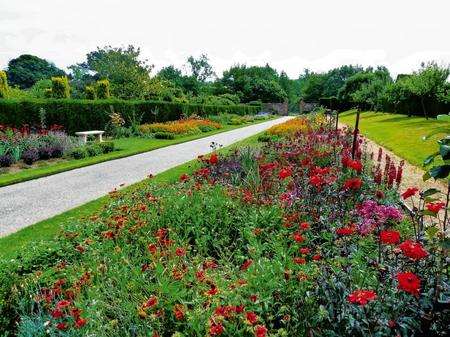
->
<box><xmin>139</xmin><ymin>117</ymin><xmax>222</xmax><ymax>137</ymax></box>
<box><xmin>2</xmin><ymin>117</ymin><xmax>449</xmax><ymax>336</ymax></box>
<box><xmin>0</xmin><ymin>124</ymin><xmax>82</xmax><ymax>168</ymax></box>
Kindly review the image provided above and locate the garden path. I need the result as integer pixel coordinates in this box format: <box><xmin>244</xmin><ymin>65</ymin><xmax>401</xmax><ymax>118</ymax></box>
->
<box><xmin>0</xmin><ymin>116</ymin><xmax>294</xmax><ymax>237</ymax></box>
<box><xmin>340</xmin><ymin>123</ymin><xmax>447</xmax><ymax>206</ymax></box>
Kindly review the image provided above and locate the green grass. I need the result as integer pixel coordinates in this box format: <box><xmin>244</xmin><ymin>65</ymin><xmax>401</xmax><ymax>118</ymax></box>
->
<box><xmin>0</xmin><ymin>118</ymin><xmax>275</xmax><ymax>188</ymax></box>
<box><xmin>339</xmin><ymin>110</ymin><xmax>450</xmax><ymax>167</ymax></box>
<box><xmin>0</xmin><ymin>133</ymin><xmax>262</xmax><ymax>261</ymax></box>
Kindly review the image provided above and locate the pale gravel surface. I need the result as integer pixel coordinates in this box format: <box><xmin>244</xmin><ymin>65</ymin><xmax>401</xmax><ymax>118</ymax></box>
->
<box><xmin>339</xmin><ymin>123</ymin><xmax>447</xmax><ymax>208</ymax></box>
<box><xmin>0</xmin><ymin>117</ymin><xmax>293</xmax><ymax>237</ymax></box>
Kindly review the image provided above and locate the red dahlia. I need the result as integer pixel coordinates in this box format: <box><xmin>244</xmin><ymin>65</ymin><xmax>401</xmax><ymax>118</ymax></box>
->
<box><xmin>343</xmin><ymin>177</ymin><xmax>362</xmax><ymax>191</ymax></box>
<box><xmin>380</xmin><ymin>230</ymin><xmax>400</xmax><ymax>244</ymax></box>
<box><xmin>209</xmin><ymin>322</ymin><xmax>224</xmax><ymax>335</ymax></box>
<box><xmin>398</xmin><ymin>240</ymin><xmax>428</xmax><ymax>260</ymax></box>
<box><xmin>255</xmin><ymin>325</ymin><xmax>268</xmax><ymax>337</ymax></box>
<box><xmin>209</xmin><ymin>153</ymin><xmax>219</xmax><ymax>165</ymax></box>
<box><xmin>426</xmin><ymin>201</ymin><xmax>445</xmax><ymax>214</ymax></box>
<box><xmin>336</xmin><ymin>226</ymin><xmax>355</xmax><ymax>236</ymax></box>
<box><xmin>401</xmin><ymin>187</ymin><xmax>418</xmax><ymax>199</ymax></box>
<box><xmin>278</xmin><ymin>167</ymin><xmax>292</xmax><ymax>180</ymax></box>
<box><xmin>240</xmin><ymin>259</ymin><xmax>253</xmax><ymax>271</ymax></box>
<box><xmin>246</xmin><ymin>311</ymin><xmax>258</xmax><ymax>325</ymax></box>
<box><xmin>347</xmin><ymin>289</ymin><xmax>377</xmax><ymax>305</ymax></box>
<box><xmin>397</xmin><ymin>272</ymin><xmax>421</xmax><ymax>296</ymax></box>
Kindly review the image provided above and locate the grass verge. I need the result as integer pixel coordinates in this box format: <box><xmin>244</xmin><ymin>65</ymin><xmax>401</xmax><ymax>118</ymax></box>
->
<box><xmin>0</xmin><ymin>118</ymin><xmax>275</xmax><ymax>188</ymax></box>
<box><xmin>0</xmin><ymin>133</ymin><xmax>262</xmax><ymax>261</ymax></box>
<box><xmin>339</xmin><ymin>110</ymin><xmax>450</xmax><ymax>167</ymax></box>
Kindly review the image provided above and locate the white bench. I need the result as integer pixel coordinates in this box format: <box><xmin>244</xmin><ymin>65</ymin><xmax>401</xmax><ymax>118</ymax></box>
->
<box><xmin>75</xmin><ymin>130</ymin><xmax>105</xmax><ymax>143</ymax></box>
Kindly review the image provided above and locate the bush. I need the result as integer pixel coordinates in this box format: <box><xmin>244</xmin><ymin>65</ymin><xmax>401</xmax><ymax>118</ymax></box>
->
<box><xmin>0</xmin><ymin>71</ymin><xmax>9</xmax><ymax>99</ymax></box>
<box><xmin>51</xmin><ymin>76</ymin><xmax>70</xmax><ymax>99</ymax></box>
<box><xmin>0</xmin><ymin>99</ymin><xmax>259</xmax><ymax>134</ymax></box>
<box><xmin>0</xmin><ymin>154</ymin><xmax>13</xmax><ymax>167</ymax></box>
<box><xmin>198</xmin><ymin>125</ymin><xmax>216</xmax><ymax>132</ymax></box>
<box><xmin>99</xmin><ymin>141</ymin><xmax>115</xmax><ymax>153</ymax></box>
<box><xmin>96</xmin><ymin>79</ymin><xmax>111</xmax><ymax>99</ymax></box>
<box><xmin>86</xmin><ymin>144</ymin><xmax>103</xmax><ymax>157</ymax></box>
<box><xmin>71</xmin><ymin>147</ymin><xmax>87</xmax><ymax>159</ymax></box>
<box><xmin>85</xmin><ymin>85</ymin><xmax>96</xmax><ymax>100</ymax></box>
<box><xmin>22</xmin><ymin>148</ymin><xmax>39</xmax><ymax>165</ymax></box>
<box><xmin>154</xmin><ymin>131</ymin><xmax>175</xmax><ymax>139</ymax></box>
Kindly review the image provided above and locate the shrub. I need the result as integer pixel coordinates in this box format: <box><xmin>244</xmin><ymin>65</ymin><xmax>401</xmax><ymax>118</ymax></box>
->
<box><xmin>154</xmin><ymin>131</ymin><xmax>175</xmax><ymax>139</ymax></box>
<box><xmin>86</xmin><ymin>144</ymin><xmax>103</xmax><ymax>157</ymax></box>
<box><xmin>198</xmin><ymin>124</ymin><xmax>215</xmax><ymax>132</ymax></box>
<box><xmin>0</xmin><ymin>71</ymin><xmax>9</xmax><ymax>99</ymax></box>
<box><xmin>96</xmin><ymin>79</ymin><xmax>111</xmax><ymax>99</ymax></box>
<box><xmin>22</xmin><ymin>148</ymin><xmax>39</xmax><ymax>165</ymax></box>
<box><xmin>0</xmin><ymin>99</ymin><xmax>259</xmax><ymax>134</ymax></box>
<box><xmin>0</xmin><ymin>154</ymin><xmax>13</xmax><ymax>167</ymax></box>
<box><xmin>71</xmin><ymin>147</ymin><xmax>87</xmax><ymax>159</ymax></box>
<box><xmin>85</xmin><ymin>85</ymin><xmax>96</xmax><ymax>100</ymax></box>
<box><xmin>51</xmin><ymin>76</ymin><xmax>70</xmax><ymax>99</ymax></box>
<box><xmin>38</xmin><ymin>146</ymin><xmax>53</xmax><ymax>160</ymax></box>
<box><xmin>99</xmin><ymin>141</ymin><xmax>115</xmax><ymax>153</ymax></box>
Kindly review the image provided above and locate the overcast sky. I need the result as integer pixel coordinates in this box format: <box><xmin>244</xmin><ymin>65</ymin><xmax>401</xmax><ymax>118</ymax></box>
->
<box><xmin>1</xmin><ymin>0</ymin><xmax>449</xmax><ymax>78</ymax></box>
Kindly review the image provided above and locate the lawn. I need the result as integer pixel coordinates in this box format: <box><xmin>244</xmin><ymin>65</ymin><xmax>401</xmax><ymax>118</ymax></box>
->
<box><xmin>0</xmin><ymin>133</ymin><xmax>262</xmax><ymax>261</ymax></box>
<box><xmin>0</xmin><ymin>118</ymin><xmax>274</xmax><ymax>188</ymax></box>
<box><xmin>339</xmin><ymin>110</ymin><xmax>450</xmax><ymax>167</ymax></box>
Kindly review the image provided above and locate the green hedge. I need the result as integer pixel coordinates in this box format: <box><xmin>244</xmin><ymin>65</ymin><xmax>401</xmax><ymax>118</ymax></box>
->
<box><xmin>0</xmin><ymin>99</ymin><xmax>261</xmax><ymax>134</ymax></box>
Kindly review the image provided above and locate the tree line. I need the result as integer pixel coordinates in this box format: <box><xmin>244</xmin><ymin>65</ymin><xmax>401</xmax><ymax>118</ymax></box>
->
<box><xmin>0</xmin><ymin>45</ymin><xmax>449</xmax><ymax>117</ymax></box>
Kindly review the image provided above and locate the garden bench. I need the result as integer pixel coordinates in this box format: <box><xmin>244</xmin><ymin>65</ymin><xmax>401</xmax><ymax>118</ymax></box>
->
<box><xmin>75</xmin><ymin>130</ymin><xmax>105</xmax><ymax>143</ymax></box>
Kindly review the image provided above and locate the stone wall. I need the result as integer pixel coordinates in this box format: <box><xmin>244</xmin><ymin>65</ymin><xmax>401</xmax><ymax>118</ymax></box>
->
<box><xmin>262</xmin><ymin>102</ymin><xmax>288</xmax><ymax>115</ymax></box>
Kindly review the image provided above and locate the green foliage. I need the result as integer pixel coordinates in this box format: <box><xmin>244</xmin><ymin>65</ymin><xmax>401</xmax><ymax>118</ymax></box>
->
<box><xmin>51</xmin><ymin>76</ymin><xmax>70</xmax><ymax>99</ymax></box>
<box><xmin>220</xmin><ymin>64</ymin><xmax>288</xmax><ymax>103</ymax></box>
<box><xmin>0</xmin><ymin>99</ymin><xmax>259</xmax><ymax>134</ymax></box>
<box><xmin>187</xmin><ymin>54</ymin><xmax>215</xmax><ymax>82</ymax></box>
<box><xmin>0</xmin><ymin>71</ymin><xmax>9</xmax><ymax>99</ymax></box>
<box><xmin>6</xmin><ymin>54</ymin><xmax>65</xmax><ymax>89</ymax></box>
<box><xmin>154</xmin><ymin>131</ymin><xmax>176</xmax><ymax>139</ymax></box>
<box><xmin>96</xmin><ymin>79</ymin><xmax>110</xmax><ymax>99</ymax></box>
<box><xmin>69</xmin><ymin>45</ymin><xmax>153</xmax><ymax>99</ymax></box>
<box><xmin>29</xmin><ymin>79</ymin><xmax>52</xmax><ymax>99</ymax></box>
<box><xmin>99</xmin><ymin>141</ymin><xmax>115</xmax><ymax>153</ymax></box>
<box><xmin>71</xmin><ymin>147</ymin><xmax>87</xmax><ymax>159</ymax></box>
<box><xmin>85</xmin><ymin>85</ymin><xmax>96</xmax><ymax>100</ymax></box>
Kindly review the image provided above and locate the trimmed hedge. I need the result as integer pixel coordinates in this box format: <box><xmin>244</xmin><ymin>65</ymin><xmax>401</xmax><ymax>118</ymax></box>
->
<box><xmin>0</xmin><ymin>99</ymin><xmax>260</xmax><ymax>134</ymax></box>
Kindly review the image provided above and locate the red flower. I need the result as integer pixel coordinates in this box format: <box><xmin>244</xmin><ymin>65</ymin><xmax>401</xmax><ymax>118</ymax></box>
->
<box><xmin>299</xmin><ymin>222</ymin><xmax>310</xmax><ymax>230</ymax></box>
<box><xmin>299</xmin><ymin>247</ymin><xmax>310</xmax><ymax>254</ymax></box>
<box><xmin>240</xmin><ymin>259</ymin><xmax>253</xmax><ymax>271</ymax></box>
<box><xmin>51</xmin><ymin>309</ymin><xmax>64</xmax><ymax>319</ymax></box>
<box><xmin>292</xmin><ymin>232</ymin><xmax>304</xmax><ymax>243</ymax></box>
<box><xmin>397</xmin><ymin>272</ymin><xmax>421</xmax><ymax>296</ymax></box>
<box><xmin>56</xmin><ymin>322</ymin><xmax>68</xmax><ymax>330</ymax></box>
<box><xmin>398</xmin><ymin>240</ymin><xmax>428</xmax><ymax>260</ymax></box>
<box><xmin>206</xmin><ymin>285</ymin><xmax>219</xmax><ymax>296</ymax></box>
<box><xmin>380</xmin><ymin>230</ymin><xmax>400</xmax><ymax>244</ymax></box>
<box><xmin>401</xmin><ymin>187</ymin><xmax>418</xmax><ymax>199</ymax></box>
<box><xmin>74</xmin><ymin>317</ymin><xmax>87</xmax><ymax>328</ymax></box>
<box><xmin>278</xmin><ymin>167</ymin><xmax>292</xmax><ymax>180</ymax></box>
<box><xmin>336</xmin><ymin>226</ymin><xmax>355</xmax><ymax>236</ymax></box>
<box><xmin>312</xmin><ymin>254</ymin><xmax>321</xmax><ymax>261</ymax></box>
<box><xmin>426</xmin><ymin>201</ymin><xmax>445</xmax><ymax>214</ymax></box>
<box><xmin>173</xmin><ymin>304</ymin><xmax>185</xmax><ymax>320</ymax></box>
<box><xmin>56</xmin><ymin>300</ymin><xmax>71</xmax><ymax>309</ymax></box>
<box><xmin>175</xmin><ymin>247</ymin><xmax>186</xmax><ymax>257</ymax></box>
<box><xmin>293</xmin><ymin>257</ymin><xmax>306</xmax><ymax>265</ymax></box>
<box><xmin>179</xmin><ymin>173</ymin><xmax>189</xmax><ymax>182</ymax></box>
<box><xmin>209</xmin><ymin>322</ymin><xmax>224</xmax><ymax>335</ymax></box>
<box><xmin>148</xmin><ymin>243</ymin><xmax>157</xmax><ymax>254</ymax></box>
<box><xmin>309</xmin><ymin>175</ymin><xmax>324</xmax><ymax>188</ymax></box>
<box><xmin>347</xmin><ymin>289</ymin><xmax>377</xmax><ymax>306</ymax></box>
<box><xmin>343</xmin><ymin>157</ymin><xmax>363</xmax><ymax>172</ymax></box>
<box><xmin>246</xmin><ymin>311</ymin><xmax>258</xmax><ymax>325</ymax></box>
<box><xmin>343</xmin><ymin>177</ymin><xmax>362</xmax><ymax>191</ymax></box>
<box><xmin>209</xmin><ymin>153</ymin><xmax>219</xmax><ymax>165</ymax></box>
<box><xmin>144</xmin><ymin>296</ymin><xmax>158</xmax><ymax>308</ymax></box>
<box><xmin>249</xmin><ymin>294</ymin><xmax>258</xmax><ymax>302</ymax></box>
<box><xmin>255</xmin><ymin>325</ymin><xmax>268</xmax><ymax>337</ymax></box>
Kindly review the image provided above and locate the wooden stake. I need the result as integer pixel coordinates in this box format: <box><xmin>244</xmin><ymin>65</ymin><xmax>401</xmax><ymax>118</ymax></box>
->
<box><xmin>351</xmin><ymin>109</ymin><xmax>361</xmax><ymax>159</ymax></box>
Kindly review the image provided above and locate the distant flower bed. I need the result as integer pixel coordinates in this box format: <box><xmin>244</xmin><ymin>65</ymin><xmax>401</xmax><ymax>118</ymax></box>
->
<box><xmin>0</xmin><ymin>124</ymin><xmax>82</xmax><ymax>168</ymax></box>
<box><xmin>139</xmin><ymin>117</ymin><xmax>222</xmax><ymax>137</ymax></box>
<box><xmin>266</xmin><ymin>116</ymin><xmax>308</xmax><ymax>135</ymax></box>
<box><xmin>3</xmin><ymin>116</ymin><xmax>448</xmax><ymax>337</ymax></box>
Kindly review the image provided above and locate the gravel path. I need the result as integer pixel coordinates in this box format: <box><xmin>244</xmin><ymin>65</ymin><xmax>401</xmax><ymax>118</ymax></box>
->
<box><xmin>0</xmin><ymin>117</ymin><xmax>293</xmax><ymax>237</ymax></box>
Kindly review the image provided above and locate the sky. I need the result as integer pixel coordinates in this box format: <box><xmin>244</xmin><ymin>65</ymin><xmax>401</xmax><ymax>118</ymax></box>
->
<box><xmin>1</xmin><ymin>0</ymin><xmax>449</xmax><ymax>78</ymax></box>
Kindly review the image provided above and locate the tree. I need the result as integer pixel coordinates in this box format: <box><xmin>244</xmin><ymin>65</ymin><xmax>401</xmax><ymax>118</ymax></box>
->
<box><xmin>405</xmin><ymin>62</ymin><xmax>450</xmax><ymax>119</ymax></box>
<box><xmin>29</xmin><ymin>79</ymin><xmax>52</xmax><ymax>98</ymax></box>
<box><xmin>69</xmin><ymin>45</ymin><xmax>153</xmax><ymax>99</ymax></box>
<box><xmin>220</xmin><ymin>64</ymin><xmax>287</xmax><ymax>103</ymax></box>
<box><xmin>301</xmin><ymin>73</ymin><xmax>327</xmax><ymax>102</ymax></box>
<box><xmin>0</xmin><ymin>71</ymin><xmax>9</xmax><ymax>98</ymax></box>
<box><xmin>187</xmin><ymin>54</ymin><xmax>215</xmax><ymax>82</ymax></box>
<box><xmin>6</xmin><ymin>54</ymin><xmax>65</xmax><ymax>89</ymax></box>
